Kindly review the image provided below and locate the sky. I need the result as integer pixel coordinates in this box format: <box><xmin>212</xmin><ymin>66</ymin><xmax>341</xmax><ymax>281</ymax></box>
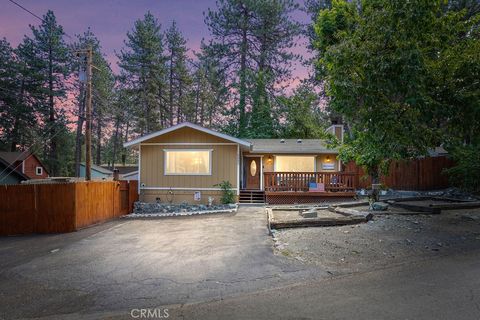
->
<box><xmin>0</xmin><ymin>0</ymin><xmax>313</xmax><ymax>87</ymax></box>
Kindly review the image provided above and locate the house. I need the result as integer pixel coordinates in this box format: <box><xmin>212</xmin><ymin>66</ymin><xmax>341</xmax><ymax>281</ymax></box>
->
<box><xmin>79</xmin><ymin>163</ymin><xmax>113</xmax><ymax>180</ymax></box>
<box><xmin>100</xmin><ymin>165</ymin><xmax>138</xmax><ymax>180</ymax></box>
<box><xmin>124</xmin><ymin>122</ymin><xmax>357</xmax><ymax>204</ymax></box>
<box><xmin>120</xmin><ymin>170</ymin><xmax>138</xmax><ymax>181</ymax></box>
<box><xmin>0</xmin><ymin>156</ymin><xmax>29</xmax><ymax>185</ymax></box>
<box><xmin>0</xmin><ymin>151</ymin><xmax>49</xmax><ymax>180</ymax></box>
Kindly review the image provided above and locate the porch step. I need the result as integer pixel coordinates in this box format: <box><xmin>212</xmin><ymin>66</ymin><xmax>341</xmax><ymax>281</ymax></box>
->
<box><xmin>239</xmin><ymin>190</ymin><xmax>265</xmax><ymax>204</ymax></box>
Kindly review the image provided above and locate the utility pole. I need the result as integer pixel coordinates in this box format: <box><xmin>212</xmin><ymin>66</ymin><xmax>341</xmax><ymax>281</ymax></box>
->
<box><xmin>85</xmin><ymin>45</ymin><xmax>93</xmax><ymax>181</ymax></box>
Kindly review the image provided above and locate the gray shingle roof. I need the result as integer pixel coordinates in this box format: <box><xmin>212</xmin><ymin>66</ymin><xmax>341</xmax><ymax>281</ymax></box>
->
<box><xmin>246</xmin><ymin>139</ymin><xmax>337</xmax><ymax>154</ymax></box>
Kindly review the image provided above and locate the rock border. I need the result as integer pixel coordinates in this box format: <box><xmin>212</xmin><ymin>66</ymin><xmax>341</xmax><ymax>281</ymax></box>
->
<box><xmin>267</xmin><ymin>205</ymin><xmax>372</xmax><ymax>230</ymax></box>
<box><xmin>124</xmin><ymin>204</ymin><xmax>238</xmax><ymax>219</ymax></box>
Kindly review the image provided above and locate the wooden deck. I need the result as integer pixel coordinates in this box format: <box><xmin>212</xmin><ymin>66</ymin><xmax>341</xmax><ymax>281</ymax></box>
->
<box><xmin>263</xmin><ymin>172</ymin><xmax>357</xmax><ymax>204</ymax></box>
<box><xmin>264</xmin><ymin>172</ymin><xmax>357</xmax><ymax>192</ymax></box>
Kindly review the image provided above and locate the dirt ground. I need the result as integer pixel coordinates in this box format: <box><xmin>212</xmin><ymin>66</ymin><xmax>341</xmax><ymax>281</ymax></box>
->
<box><xmin>272</xmin><ymin>207</ymin><xmax>480</xmax><ymax>274</ymax></box>
<box><xmin>272</xmin><ymin>209</ymin><xmax>343</xmax><ymax>221</ymax></box>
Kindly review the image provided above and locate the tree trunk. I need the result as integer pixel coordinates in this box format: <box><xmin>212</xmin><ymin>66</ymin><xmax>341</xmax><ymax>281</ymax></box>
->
<box><xmin>238</xmin><ymin>5</ymin><xmax>248</xmax><ymax>137</ymax></box>
<box><xmin>95</xmin><ymin>114</ymin><xmax>102</xmax><ymax>165</ymax></box>
<box><xmin>48</xmin><ymin>42</ymin><xmax>57</xmax><ymax>175</ymax></box>
<box><xmin>177</xmin><ymin>81</ymin><xmax>183</xmax><ymax>123</ymax></box>
<box><xmin>370</xmin><ymin>165</ymin><xmax>381</xmax><ymax>204</ymax></box>
<box><xmin>169</xmin><ymin>49</ymin><xmax>174</xmax><ymax>126</ymax></box>
<box><xmin>74</xmin><ymin>84</ymin><xmax>86</xmax><ymax>177</ymax></box>
<box><xmin>111</xmin><ymin>119</ymin><xmax>120</xmax><ymax>170</ymax></box>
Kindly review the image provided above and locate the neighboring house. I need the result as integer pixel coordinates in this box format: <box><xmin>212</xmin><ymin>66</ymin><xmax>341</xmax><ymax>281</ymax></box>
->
<box><xmin>79</xmin><ymin>163</ymin><xmax>113</xmax><ymax>179</ymax></box>
<box><xmin>124</xmin><ymin>122</ymin><xmax>357</xmax><ymax>204</ymax></box>
<box><xmin>120</xmin><ymin>170</ymin><xmax>138</xmax><ymax>181</ymax></box>
<box><xmin>0</xmin><ymin>151</ymin><xmax>49</xmax><ymax>180</ymax></box>
<box><xmin>100</xmin><ymin>165</ymin><xmax>138</xmax><ymax>180</ymax></box>
<box><xmin>0</xmin><ymin>157</ymin><xmax>29</xmax><ymax>185</ymax></box>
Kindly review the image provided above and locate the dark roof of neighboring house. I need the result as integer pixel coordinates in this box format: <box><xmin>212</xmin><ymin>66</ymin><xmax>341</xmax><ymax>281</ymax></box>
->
<box><xmin>80</xmin><ymin>163</ymin><xmax>113</xmax><ymax>175</ymax></box>
<box><xmin>247</xmin><ymin>139</ymin><xmax>338</xmax><ymax>154</ymax></box>
<box><xmin>0</xmin><ymin>151</ymin><xmax>31</xmax><ymax>164</ymax></box>
<box><xmin>100</xmin><ymin>165</ymin><xmax>138</xmax><ymax>175</ymax></box>
<box><xmin>0</xmin><ymin>151</ymin><xmax>49</xmax><ymax>175</ymax></box>
<box><xmin>0</xmin><ymin>157</ymin><xmax>29</xmax><ymax>181</ymax></box>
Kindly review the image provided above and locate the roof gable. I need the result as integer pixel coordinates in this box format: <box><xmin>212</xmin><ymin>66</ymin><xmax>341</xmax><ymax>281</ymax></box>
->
<box><xmin>124</xmin><ymin>122</ymin><xmax>250</xmax><ymax>147</ymax></box>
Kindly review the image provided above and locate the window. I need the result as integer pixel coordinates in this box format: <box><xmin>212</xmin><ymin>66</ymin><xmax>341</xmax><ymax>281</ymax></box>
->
<box><xmin>275</xmin><ymin>156</ymin><xmax>315</xmax><ymax>172</ymax></box>
<box><xmin>35</xmin><ymin>166</ymin><xmax>43</xmax><ymax>175</ymax></box>
<box><xmin>164</xmin><ymin>149</ymin><xmax>212</xmax><ymax>175</ymax></box>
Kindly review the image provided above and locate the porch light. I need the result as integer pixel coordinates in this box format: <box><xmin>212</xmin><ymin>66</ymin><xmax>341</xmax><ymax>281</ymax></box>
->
<box><xmin>326</xmin><ymin>155</ymin><xmax>331</xmax><ymax>162</ymax></box>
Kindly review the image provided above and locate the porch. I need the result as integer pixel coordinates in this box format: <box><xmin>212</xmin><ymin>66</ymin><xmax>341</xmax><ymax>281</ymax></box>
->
<box><xmin>262</xmin><ymin>172</ymin><xmax>357</xmax><ymax>204</ymax></box>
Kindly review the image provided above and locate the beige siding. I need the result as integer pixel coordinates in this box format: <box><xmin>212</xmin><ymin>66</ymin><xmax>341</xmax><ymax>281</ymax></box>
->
<box><xmin>144</xmin><ymin>127</ymin><xmax>233</xmax><ymax>143</ymax></box>
<box><xmin>141</xmin><ymin>190</ymin><xmax>238</xmax><ymax>204</ymax></box>
<box><xmin>141</xmin><ymin>144</ymin><xmax>237</xmax><ymax>189</ymax></box>
<box><xmin>248</xmin><ymin>153</ymin><xmax>339</xmax><ymax>172</ymax></box>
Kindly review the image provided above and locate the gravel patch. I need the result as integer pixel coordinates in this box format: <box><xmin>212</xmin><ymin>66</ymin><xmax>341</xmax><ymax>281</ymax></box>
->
<box><xmin>272</xmin><ymin>208</ymin><xmax>480</xmax><ymax>275</ymax></box>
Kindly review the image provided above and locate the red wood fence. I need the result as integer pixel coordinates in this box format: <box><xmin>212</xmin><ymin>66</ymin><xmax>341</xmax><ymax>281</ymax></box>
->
<box><xmin>344</xmin><ymin>156</ymin><xmax>454</xmax><ymax>190</ymax></box>
<box><xmin>0</xmin><ymin>180</ymin><xmax>138</xmax><ymax>235</ymax></box>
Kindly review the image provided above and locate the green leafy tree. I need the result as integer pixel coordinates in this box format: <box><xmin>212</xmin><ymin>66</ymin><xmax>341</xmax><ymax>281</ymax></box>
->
<box><xmin>314</xmin><ymin>1</ymin><xmax>441</xmax><ymax>198</ymax></box>
<box><xmin>279</xmin><ymin>84</ymin><xmax>329</xmax><ymax>138</ymax></box>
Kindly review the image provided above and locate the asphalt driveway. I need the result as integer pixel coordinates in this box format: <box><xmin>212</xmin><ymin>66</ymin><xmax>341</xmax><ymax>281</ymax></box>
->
<box><xmin>0</xmin><ymin>206</ymin><xmax>320</xmax><ymax>319</ymax></box>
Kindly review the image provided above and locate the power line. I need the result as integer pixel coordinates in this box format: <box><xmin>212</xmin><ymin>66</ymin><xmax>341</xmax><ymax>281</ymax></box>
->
<box><xmin>7</xmin><ymin>0</ymin><xmax>73</xmax><ymax>39</ymax></box>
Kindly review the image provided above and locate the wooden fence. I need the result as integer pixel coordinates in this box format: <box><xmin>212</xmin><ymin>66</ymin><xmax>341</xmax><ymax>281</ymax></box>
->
<box><xmin>0</xmin><ymin>180</ymin><xmax>138</xmax><ymax>235</ymax></box>
<box><xmin>344</xmin><ymin>156</ymin><xmax>454</xmax><ymax>190</ymax></box>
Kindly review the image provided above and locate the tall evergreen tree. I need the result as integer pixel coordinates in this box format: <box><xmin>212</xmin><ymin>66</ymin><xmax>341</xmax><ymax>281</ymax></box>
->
<box><xmin>205</xmin><ymin>0</ymin><xmax>301</xmax><ymax>137</ymax></box>
<box><xmin>165</xmin><ymin>21</ymin><xmax>191</xmax><ymax>125</ymax></box>
<box><xmin>118</xmin><ymin>12</ymin><xmax>166</xmax><ymax>135</ymax></box>
<box><xmin>0</xmin><ymin>38</ymin><xmax>37</xmax><ymax>151</ymax></box>
<box><xmin>26</xmin><ymin>10</ymin><xmax>71</xmax><ymax>175</ymax></box>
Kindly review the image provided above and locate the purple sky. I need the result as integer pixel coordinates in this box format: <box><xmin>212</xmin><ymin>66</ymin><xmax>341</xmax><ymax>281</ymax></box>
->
<box><xmin>0</xmin><ymin>0</ymin><xmax>312</xmax><ymax>87</ymax></box>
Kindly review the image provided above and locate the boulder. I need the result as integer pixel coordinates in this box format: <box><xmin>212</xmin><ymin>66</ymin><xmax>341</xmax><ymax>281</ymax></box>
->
<box><xmin>300</xmin><ymin>210</ymin><xmax>318</xmax><ymax>218</ymax></box>
<box><xmin>371</xmin><ymin>202</ymin><xmax>389</xmax><ymax>211</ymax></box>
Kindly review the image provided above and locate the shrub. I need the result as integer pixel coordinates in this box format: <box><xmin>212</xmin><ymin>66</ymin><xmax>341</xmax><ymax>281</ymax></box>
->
<box><xmin>214</xmin><ymin>181</ymin><xmax>236</xmax><ymax>204</ymax></box>
<box><xmin>444</xmin><ymin>145</ymin><xmax>480</xmax><ymax>193</ymax></box>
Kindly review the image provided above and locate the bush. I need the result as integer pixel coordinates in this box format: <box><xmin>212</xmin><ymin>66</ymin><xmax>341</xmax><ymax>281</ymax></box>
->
<box><xmin>214</xmin><ymin>181</ymin><xmax>236</xmax><ymax>204</ymax></box>
<box><xmin>444</xmin><ymin>145</ymin><xmax>480</xmax><ymax>193</ymax></box>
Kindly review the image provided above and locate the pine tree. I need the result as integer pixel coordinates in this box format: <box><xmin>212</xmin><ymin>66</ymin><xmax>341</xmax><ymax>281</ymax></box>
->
<box><xmin>165</xmin><ymin>21</ymin><xmax>191</xmax><ymax>125</ymax></box>
<box><xmin>0</xmin><ymin>38</ymin><xmax>37</xmax><ymax>151</ymax></box>
<box><xmin>118</xmin><ymin>11</ymin><xmax>166</xmax><ymax>135</ymax></box>
<box><xmin>27</xmin><ymin>10</ymin><xmax>71</xmax><ymax>175</ymax></box>
<box><xmin>205</xmin><ymin>0</ymin><xmax>301</xmax><ymax>137</ymax></box>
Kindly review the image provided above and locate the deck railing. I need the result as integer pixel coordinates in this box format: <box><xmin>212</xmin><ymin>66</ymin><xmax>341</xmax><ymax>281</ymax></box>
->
<box><xmin>263</xmin><ymin>172</ymin><xmax>357</xmax><ymax>192</ymax></box>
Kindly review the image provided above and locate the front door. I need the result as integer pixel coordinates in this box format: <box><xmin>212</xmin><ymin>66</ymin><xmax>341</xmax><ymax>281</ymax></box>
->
<box><xmin>245</xmin><ymin>157</ymin><xmax>261</xmax><ymax>190</ymax></box>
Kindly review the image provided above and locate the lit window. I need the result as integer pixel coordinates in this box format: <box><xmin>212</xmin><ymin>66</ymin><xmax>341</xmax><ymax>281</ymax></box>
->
<box><xmin>164</xmin><ymin>150</ymin><xmax>212</xmax><ymax>175</ymax></box>
<box><xmin>35</xmin><ymin>166</ymin><xmax>43</xmax><ymax>175</ymax></box>
<box><xmin>275</xmin><ymin>156</ymin><xmax>315</xmax><ymax>172</ymax></box>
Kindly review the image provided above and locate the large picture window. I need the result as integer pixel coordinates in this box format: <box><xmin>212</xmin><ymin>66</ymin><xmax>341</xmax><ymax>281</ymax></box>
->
<box><xmin>275</xmin><ymin>156</ymin><xmax>315</xmax><ymax>172</ymax></box>
<box><xmin>164</xmin><ymin>149</ymin><xmax>212</xmax><ymax>175</ymax></box>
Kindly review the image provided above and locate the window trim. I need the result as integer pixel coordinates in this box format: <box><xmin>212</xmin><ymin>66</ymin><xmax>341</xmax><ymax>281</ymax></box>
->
<box><xmin>35</xmin><ymin>166</ymin><xmax>43</xmax><ymax>176</ymax></box>
<box><xmin>274</xmin><ymin>155</ymin><xmax>317</xmax><ymax>172</ymax></box>
<box><xmin>163</xmin><ymin>149</ymin><xmax>213</xmax><ymax>176</ymax></box>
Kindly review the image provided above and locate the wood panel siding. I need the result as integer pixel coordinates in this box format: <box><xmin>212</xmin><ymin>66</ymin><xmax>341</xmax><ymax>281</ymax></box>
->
<box><xmin>141</xmin><ymin>189</ymin><xmax>237</xmax><ymax>204</ymax></box>
<box><xmin>143</xmin><ymin>127</ymin><xmax>235</xmax><ymax>144</ymax></box>
<box><xmin>141</xmin><ymin>144</ymin><xmax>238</xmax><ymax>189</ymax></box>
